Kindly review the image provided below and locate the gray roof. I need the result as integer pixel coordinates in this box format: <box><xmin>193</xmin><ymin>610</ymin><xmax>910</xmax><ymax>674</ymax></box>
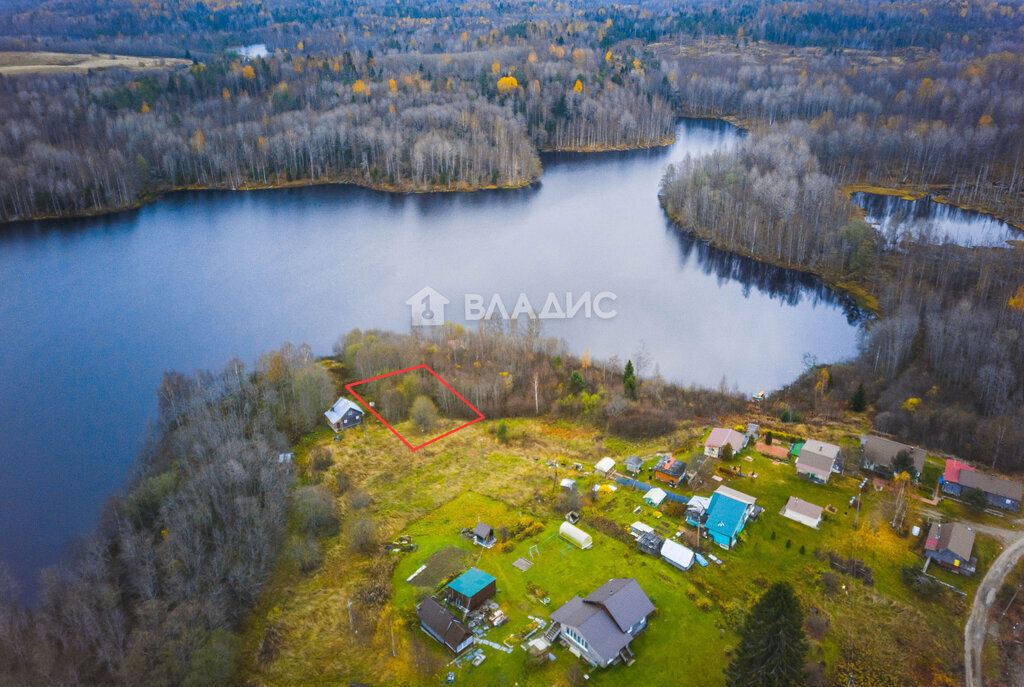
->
<box><xmin>325</xmin><ymin>397</ymin><xmax>362</xmax><ymax>424</ymax></box>
<box><xmin>861</xmin><ymin>435</ymin><xmax>926</xmax><ymax>473</ymax></box>
<box><xmin>551</xmin><ymin>597</ymin><xmax>632</xmax><ymax>663</ymax></box>
<box><xmin>584</xmin><ymin>578</ymin><xmax>656</xmax><ymax>633</ymax></box>
<box><xmin>795</xmin><ymin>448</ymin><xmax>837</xmax><ymax>477</ymax></box>
<box><xmin>654</xmin><ymin>455</ymin><xmax>686</xmax><ymax>478</ymax></box>
<box><xmin>928</xmin><ymin>522</ymin><xmax>976</xmax><ymax>561</ymax></box>
<box><xmin>417</xmin><ymin>597</ymin><xmax>472</xmax><ymax>650</ymax></box>
<box><xmin>958</xmin><ymin>470</ymin><xmax>1023</xmax><ymax>501</ymax></box>
<box><xmin>784</xmin><ymin>496</ymin><xmax>824</xmax><ymax>520</ymax></box>
<box><xmin>472</xmin><ymin>522</ymin><xmax>493</xmax><ymax>539</ymax></box>
<box><xmin>625</xmin><ymin>455</ymin><xmax>644</xmax><ymax>468</ymax></box>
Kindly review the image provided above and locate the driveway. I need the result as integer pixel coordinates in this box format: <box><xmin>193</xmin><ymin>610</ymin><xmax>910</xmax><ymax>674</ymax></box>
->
<box><xmin>965</xmin><ymin>534</ymin><xmax>1024</xmax><ymax>687</ymax></box>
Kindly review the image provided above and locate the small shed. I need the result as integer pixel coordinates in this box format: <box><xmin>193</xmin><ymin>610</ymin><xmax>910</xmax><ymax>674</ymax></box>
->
<box><xmin>661</xmin><ymin>538</ymin><xmax>695</xmax><ymax>571</ymax></box>
<box><xmin>472</xmin><ymin>522</ymin><xmax>495</xmax><ymax>547</ymax></box>
<box><xmin>324</xmin><ymin>397</ymin><xmax>364</xmax><ymax>432</ymax></box>
<box><xmin>636</xmin><ymin>531</ymin><xmax>664</xmax><ymax>555</ymax></box>
<box><xmin>559</xmin><ymin>521</ymin><xmax>593</xmax><ymax>549</ymax></box>
<box><xmin>630</xmin><ymin>521</ymin><xmax>655</xmax><ymax>539</ymax></box>
<box><xmin>560</xmin><ymin>478</ymin><xmax>577</xmax><ymax>491</ymax></box>
<box><xmin>445</xmin><ymin>568</ymin><xmax>497</xmax><ymax>611</ymax></box>
<box><xmin>625</xmin><ymin>455</ymin><xmax>644</xmax><ymax>474</ymax></box>
<box><xmin>782</xmin><ymin>496</ymin><xmax>824</xmax><ymax>528</ymax></box>
<box><xmin>644</xmin><ymin>487</ymin><xmax>667</xmax><ymax>507</ymax></box>
<box><xmin>595</xmin><ymin>457</ymin><xmax>616</xmax><ymax>475</ymax></box>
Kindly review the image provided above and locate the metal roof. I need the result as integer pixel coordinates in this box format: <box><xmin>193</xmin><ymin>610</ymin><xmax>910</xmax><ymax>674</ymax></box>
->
<box><xmin>447</xmin><ymin>568</ymin><xmax>496</xmax><ymax>598</ymax></box>
<box><xmin>784</xmin><ymin>496</ymin><xmax>824</xmax><ymax>521</ymax></box>
<box><xmin>325</xmin><ymin>397</ymin><xmax>362</xmax><ymax>424</ymax></box>
<box><xmin>584</xmin><ymin>578</ymin><xmax>656</xmax><ymax>634</ymax></box>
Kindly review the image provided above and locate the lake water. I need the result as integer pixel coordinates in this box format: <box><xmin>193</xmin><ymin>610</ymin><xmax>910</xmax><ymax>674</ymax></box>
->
<box><xmin>852</xmin><ymin>191</ymin><xmax>1022</xmax><ymax>247</ymax></box>
<box><xmin>0</xmin><ymin>119</ymin><xmax>860</xmax><ymax>597</ymax></box>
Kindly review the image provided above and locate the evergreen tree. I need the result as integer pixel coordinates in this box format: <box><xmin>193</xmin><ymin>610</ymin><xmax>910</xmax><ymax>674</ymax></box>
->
<box><xmin>726</xmin><ymin>582</ymin><xmax>808</xmax><ymax>687</ymax></box>
<box><xmin>569</xmin><ymin>370</ymin><xmax>586</xmax><ymax>394</ymax></box>
<box><xmin>623</xmin><ymin>360</ymin><xmax>637</xmax><ymax>400</ymax></box>
<box><xmin>849</xmin><ymin>382</ymin><xmax>867</xmax><ymax>412</ymax></box>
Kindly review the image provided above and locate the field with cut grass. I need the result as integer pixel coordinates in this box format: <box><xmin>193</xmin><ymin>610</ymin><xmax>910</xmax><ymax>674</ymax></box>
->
<box><xmin>0</xmin><ymin>51</ymin><xmax>190</xmax><ymax>74</ymax></box>
<box><xmin>236</xmin><ymin>416</ymin><xmax>997</xmax><ymax>686</ymax></box>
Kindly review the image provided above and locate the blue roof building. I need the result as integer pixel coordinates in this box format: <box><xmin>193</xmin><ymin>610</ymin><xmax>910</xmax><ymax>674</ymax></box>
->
<box><xmin>445</xmin><ymin>567</ymin><xmax>497</xmax><ymax>611</ymax></box>
<box><xmin>704</xmin><ymin>486</ymin><xmax>757</xmax><ymax>549</ymax></box>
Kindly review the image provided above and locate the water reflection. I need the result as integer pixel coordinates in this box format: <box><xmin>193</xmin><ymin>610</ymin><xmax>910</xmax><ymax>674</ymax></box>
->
<box><xmin>852</xmin><ymin>191</ymin><xmax>1021</xmax><ymax>248</ymax></box>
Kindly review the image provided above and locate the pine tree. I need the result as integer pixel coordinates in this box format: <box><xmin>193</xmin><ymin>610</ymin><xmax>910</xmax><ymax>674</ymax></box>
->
<box><xmin>726</xmin><ymin>582</ymin><xmax>807</xmax><ymax>687</ymax></box>
<box><xmin>849</xmin><ymin>382</ymin><xmax>867</xmax><ymax>412</ymax></box>
<box><xmin>569</xmin><ymin>370</ymin><xmax>586</xmax><ymax>394</ymax></box>
<box><xmin>623</xmin><ymin>360</ymin><xmax>637</xmax><ymax>400</ymax></box>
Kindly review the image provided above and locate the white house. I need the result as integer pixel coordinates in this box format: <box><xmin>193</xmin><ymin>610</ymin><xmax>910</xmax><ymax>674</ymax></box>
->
<box><xmin>595</xmin><ymin>457</ymin><xmax>616</xmax><ymax>475</ymax></box>
<box><xmin>782</xmin><ymin>496</ymin><xmax>824</xmax><ymax>528</ymax></box>
<box><xmin>704</xmin><ymin>427</ymin><xmax>746</xmax><ymax>458</ymax></box>
<box><xmin>643</xmin><ymin>487</ymin><xmax>667</xmax><ymax>507</ymax></box>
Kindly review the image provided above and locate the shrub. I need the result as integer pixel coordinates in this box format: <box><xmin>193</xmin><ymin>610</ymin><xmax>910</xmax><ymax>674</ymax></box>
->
<box><xmin>496</xmin><ymin>422</ymin><xmax>509</xmax><ymax>444</ymax></box>
<box><xmin>293</xmin><ymin>485</ymin><xmax>337</xmax><ymax>535</ymax></box>
<box><xmin>410</xmin><ymin>395</ymin><xmax>439</xmax><ymax>433</ymax></box>
<box><xmin>695</xmin><ymin>597</ymin><xmax>713</xmax><ymax>612</ymax></box>
<box><xmin>347</xmin><ymin>488</ymin><xmax>372</xmax><ymax>510</ymax></box>
<box><xmin>349</xmin><ymin>517</ymin><xmax>379</xmax><ymax>554</ymax></box>
<box><xmin>309</xmin><ymin>447</ymin><xmax>332</xmax><ymax>473</ymax></box>
<box><xmin>285</xmin><ymin>534</ymin><xmax>324</xmax><ymax>573</ymax></box>
<box><xmin>334</xmin><ymin>470</ymin><xmax>350</xmax><ymax>495</ymax></box>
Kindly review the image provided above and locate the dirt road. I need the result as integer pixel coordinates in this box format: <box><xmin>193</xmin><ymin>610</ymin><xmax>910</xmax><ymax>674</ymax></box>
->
<box><xmin>965</xmin><ymin>534</ymin><xmax>1024</xmax><ymax>687</ymax></box>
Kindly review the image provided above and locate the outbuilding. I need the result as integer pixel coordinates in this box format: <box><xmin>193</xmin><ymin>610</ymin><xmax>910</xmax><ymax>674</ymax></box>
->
<box><xmin>781</xmin><ymin>496</ymin><xmax>824</xmax><ymax>528</ymax></box>
<box><xmin>560</xmin><ymin>478</ymin><xmax>578</xmax><ymax>491</ymax></box>
<box><xmin>630</xmin><ymin>521</ymin><xmax>654</xmax><ymax>539</ymax></box>
<box><xmin>660</xmin><ymin>538</ymin><xmax>695</xmax><ymax>571</ymax></box>
<box><xmin>643</xmin><ymin>487</ymin><xmax>667</xmax><ymax>507</ymax></box>
<box><xmin>595</xmin><ymin>457</ymin><xmax>616</xmax><ymax>475</ymax></box>
<box><xmin>417</xmin><ymin>597</ymin><xmax>474</xmax><ymax>654</ymax></box>
<box><xmin>625</xmin><ymin>455</ymin><xmax>644</xmax><ymax>474</ymax></box>
<box><xmin>445</xmin><ymin>568</ymin><xmax>497</xmax><ymax>611</ymax></box>
<box><xmin>559</xmin><ymin>521</ymin><xmax>594</xmax><ymax>549</ymax></box>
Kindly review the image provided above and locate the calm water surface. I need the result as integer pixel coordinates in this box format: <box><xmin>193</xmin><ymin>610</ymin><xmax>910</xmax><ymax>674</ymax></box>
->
<box><xmin>852</xmin><ymin>191</ymin><xmax>1022</xmax><ymax>247</ymax></box>
<box><xmin>0</xmin><ymin>120</ymin><xmax>860</xmax><ymax>595</ymax></box>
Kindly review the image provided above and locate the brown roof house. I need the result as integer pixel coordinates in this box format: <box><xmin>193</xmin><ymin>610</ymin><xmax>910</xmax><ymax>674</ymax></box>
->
<box><xmin>924</xmin><ymin>522</ymin><xmax>977</xmax><ymax>576</ymax></box>
<box><xmin>548</xmin><ymin>578</ymin><xmax>655</xmax><ymax>668</ymax></box>
<box><xmin>955</xmin><ymin>470</ymin><xmax>1022</xmax><ymax>512</ymax></box>
<box><xmin>781</xmin><ymin>496</ymin><xmax>824</xmax><ymax>528</ymax></box>
<box><xmin>860</xmin><ymin>435</ymin><xmax>926</xmax><ymax>478</ymax></box>
<box><xmin>795</xmin><ymin>440</ymin><xmax>841</xmax><ymax>484</ymax></box>
<box><xmin>704</xmin><ymin>428</ymin><xmax>746</xmax><ymax>458</ymax></box>
<box><xmin>417</xmin><ymin>597</ymin><xmax>474</xmax><ymax>654</ymax></box>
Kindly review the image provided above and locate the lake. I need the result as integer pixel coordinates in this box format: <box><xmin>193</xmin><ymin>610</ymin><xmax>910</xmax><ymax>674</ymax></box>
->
<box><xmin>851</xmin><ymin>191</ymin><xmax>1023</xmax><ymax>247</ymax></box>
<box><xmin>0</xmin><ymin>119</ymin><xmax>860</xmax><ymax>597</ymax></box>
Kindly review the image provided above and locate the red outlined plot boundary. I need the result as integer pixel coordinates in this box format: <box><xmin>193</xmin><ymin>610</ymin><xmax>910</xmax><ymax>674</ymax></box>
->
<box><xmin>344</xmin><ymin>364</ymin><xmax>485</xmax><ymax>451</ymax></box>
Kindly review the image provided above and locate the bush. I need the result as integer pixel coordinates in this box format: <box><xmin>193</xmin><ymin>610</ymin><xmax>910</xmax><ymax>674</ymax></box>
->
<box><xmin>285</xmin><ymin>534</ymin><xmax>324</xmax><ymax>573</ymax></box>
<box><xmin>309</xmin><ymin>447</ymin><xmax>332</xmax><ymax>474</ymax></box>
<box><xmin>347</xmin><ymin>488</ymin><xmax>372</xmax><ymax>510</ymax></box>
<box><xmin>349</xmin><ymin>517</ymin><xmax>379</xmax><ymax>554</ymax></box>
<box><xmin>293</xmin><ymin>485</ymin><xmax>337</xmax><ymax>535</ymax></box>
<box><xmin>334</xmin><ymin>470</ymin><xmax>350</xmax><ymax>495</ymax></box>
<box><xmin>496</xmin><ymin>421</ymin><xmax>509</xmax><ymax>444</ymax></box>
<box><xmin>964</xmin><ymin>487</ymin><xmax>988</xmax><ymax>511</ymax></box>
<box><xmin>664</xmin><ymin>501</ymin><xmax>687</xmax><ymax>518</ymax></box>
<box><xmin>410</xmin><ymin>395</ymin><xmax>439</xmax><ymax>433</ymax></box>
<box><xmin>695</xmin><ymin>597</ymin><xmax>713</xmax><ymax>612</ymax></box>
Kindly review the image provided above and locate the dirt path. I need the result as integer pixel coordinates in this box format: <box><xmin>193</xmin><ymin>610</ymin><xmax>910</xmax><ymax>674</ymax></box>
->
<box><xmin>965</xmin><ymin>533</ymin><xmax>1024</xmax><ymax>687</ymax></box>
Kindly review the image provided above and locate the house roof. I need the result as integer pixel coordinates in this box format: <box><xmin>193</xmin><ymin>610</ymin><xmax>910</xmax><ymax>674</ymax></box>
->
<box><xmin>560</xmin><ymin>478</ymin><xmax>576</xmax><ymax>488</ymax></box>
<box><xmin>784</xmin><ymin>496</ymin><xmax>824</xmax><ymax>521</ymax></box>
<box><xmin>630</xmin><ymin>521</ymin><xmax>654</xmax><ymax>535</ymax></box>
<box><xmin>705</xmin><ymin>427</ymin><xmax>745</xmax><ymax>451</ymax></box>
<box><xmin>447</xmin><ymin>568</ymin><xmax>495</xmax><ymax>598</ymax></box>
<box><xmin>795</xmin><ymin>449</ymin><xmax>836</xmax><ymax>478</ymax></box>
<box><xmin>958</xmin><ymin>470</ymin><xmax>1023</xmax><ymax>501</ymax></box>
<box><xmin>687</xmin><ymin>495</ymin><xmax>712</xmax><ymax>512</ymax></box>
<box><xmin>654</xmin><ymin>455</ymin><xmax>686</xmax><ymax>478</ymax></box>
<box><xmin>706</xmin><ymin>492</ymin><xmax>748</xmax><ymax>538</ymax></box>
<box><xmin>660</xmin><ymin>538</ymin><xmax>695</xmax><ymax>568</ymax></box>
<box><xmin>325</xmin><ymin>397</ymin><xmax>362</xmax><ymax>424</ymax></box>
<box><xmin>943</xmin><ymin>459</ymin><xmax>974</xmax><ymax>484</ymax></box>
<box><xmin>802</xmin><ymin>440</ymin><xmax>841</xmax><ymax>461</ymax></box>
<box><xmin>418</xmin><ymin>597</ymin><xmax>472</xmax><ymax>649</ymax></box>
<box><xmin>550</xmin><ymin>596</ymin><xmax>632</xmax><ymax>663</ymax></box>
<box><xmin>927</xmin><ymin>522</ymin><xmax>976</xmax><ymax>561</ymax></box>
<box><xmin>595</xmin><ymin>457</ymin><xmax>616</xmax><ymax>472</ymax></box>
<box><xmin>625</xmin><ymin>455</ymin><xmax>643</xmax><ymax>468</ymax></box>
<box><xmin>583</xmin><ymin>578</ymin><xmax>656</xmax><ymax>634</ymax></box>
<box><xmin>644</xmin><ymin>487</ymin><xmax>667</xmax><ymax>505</ymax></box>
<box><xmin>713</xmin><ymin>485</ymin><xmax>757</xmax><ymax>506</ymax></box>
<box><xmin>861</xmin><ymin>435</ymin><xmax>926</xmax><ymax>473</ymax></box>
<box><xmin>472</xmin><ymin>522</ymin><xmax>493</xmax><ymax>539</ymax></box>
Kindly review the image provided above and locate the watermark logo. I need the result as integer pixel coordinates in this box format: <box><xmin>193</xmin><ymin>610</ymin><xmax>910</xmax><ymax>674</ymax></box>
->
<box><xmin>405</xmin><ymin>286</ymin><xmax>450</xmax><ymax>326</ymax></box>
<box><xmin>408</xmin><ymin>286</ymin><xmax>617</xmax><ymax>324</ymax></box>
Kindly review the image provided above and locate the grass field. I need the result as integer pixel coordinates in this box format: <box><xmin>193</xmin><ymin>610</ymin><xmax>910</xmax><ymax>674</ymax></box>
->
<box><xmin>237</xmin><ymin>416</ymin><xmax>998</xmax><ymax>686</ymax></box>
<box><xmin>0</xmin><ymin>51</ymin><xmax>190</xmax><ymax>74</ymax></box>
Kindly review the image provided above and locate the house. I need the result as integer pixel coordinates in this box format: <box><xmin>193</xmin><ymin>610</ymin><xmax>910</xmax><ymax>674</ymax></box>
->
<box><xmin>445</xmin><ymin>568</ymin><xmax>497</xmax><ymax>611</ymax></box>
<box><xmin>559</xmin><ymin>521</ymin><xmax>593</xmax><ymax>549</ymax></box>
<box><xmin>925</xmin><ymin>522</ymin><xmax>977</xmax><ymax>575</ymax></box>
<box><xmin>942</xmin><ymin>460</ymin><xmax>1022</xmax><ymax>511</ymax></box>
<box><xmin>277</xmin><ymin>452</ymin><xmax>294</xmax><ymax>474</ymax></box>
<box><xmin>653</xmin><ymin>455</ymin><xmax>687</xmax><ymax>487</ymax></box>
<box><xmin>595</xmin><ymin>457</ymin><xmax>616</xmax><ymax>476</ymax></box>
<box><xmin>472</xmin><ymin>522</ymin><xmax>495</xmax><ymax>547</ymax></box>
<box><xmin>685</xmin><ymin>495</ymin><xmax>712</xmax><ymax>528</ymax></box>
<box><xmin>636</xmin><ymin>531</ymin><xmax>664</xmax><ymax>555</ymax></box>
<box><xmin>860</xmin><ymin>435</ymin><xmax>926</xmax><ymax>478</ymax></box>
<box><xmin>560</xmin><ymin>478</ymin><xmax>577</xmax><ymax>491</ymax></box>
<box><xmin>625</xmin><ymin>455</ymin><xmax>644</xmax><ymax>474</ymax></box>
<box><xmin>643</xmin><ymin>487</ymin><xmax>667</xmax><ymax>507</ymax></box>
<box><xmin>660</xmin><ymin>538</ymin><xmax>695</xmax><ymax>571</ymax></box>
<box><xmin>704</xmin><ymin>486</ymin><xmax>757</xmax><ymax>549</ymax></box>
<box><xmin>795</xmin><ymin>440</ymin><xmax>841</xmax><ymax>484</ymax></box>
<box><xmin>324</xmin><ymin>397</ymin><xmax>364</xmax><ymax>432</ymax></box>
<box><xmin>629</xmin><ymin>521</ymin><xmax>654</xmax><ymax>539</ymax></box>
<box><xmin>782</xmin><ymin>496</ymin><xmax>824</xmax><ymax>528</ymax></box>
<box><xmin>704</xmin><ymin>428</ymin><xmax>746</xmax><ymax>458</ymax></box>
<box><xmin>417</xmin><ymin>597</ymin><xmax>474</xmax><ymax>654</ymax></box>
<box><xmin>548</xmin><ymin>578</ymin><xmax>655</xmax><ymax>668</ymax></box>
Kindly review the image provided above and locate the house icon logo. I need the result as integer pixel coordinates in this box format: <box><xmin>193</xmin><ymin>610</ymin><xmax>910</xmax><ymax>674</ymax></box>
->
<box><xmin>406</xmin><ymin>286</ymin><xmax>450</xmax><ymax>326</ymax></box>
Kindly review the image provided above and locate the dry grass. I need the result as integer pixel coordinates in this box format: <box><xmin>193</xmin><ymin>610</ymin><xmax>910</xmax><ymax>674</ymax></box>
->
<box><xmin>0</xmin><ymin>51</ymin><xmax>190</xmax><ymax>74</ymax></box>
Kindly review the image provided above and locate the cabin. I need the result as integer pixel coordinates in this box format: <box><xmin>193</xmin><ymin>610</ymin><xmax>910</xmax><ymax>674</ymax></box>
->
<box><xmin>704</xmin><ymin>486</ymin><xmax>757</xmax><ymax>549</ymax></box>
<box><xmin>595</xmin><ymin>457</ymin><xmax>616</xmax><ymax>476</ymax></box>
<box><xmin>652</xmin><ymin>455</ymin><xmax>687</xmax><ymax>487</ymax></box>
<box><xmin>942</xmin><ymin>460</ymin><xmax>1022</xmax><ymax>511</ymax></box>
<box><xmin>560</xmin><ymin>478</ymin><xmax>578</xmax><ymax>491</ymax></box>
<box><xmin>445</xmin><ymin>568</ymin><xmax>497</xmax><ymax>611</ymax></box>
<box><xmin>782</xmin><ymin>496</ymin><xmax>823</xmax><ymax>528</ymax></box>
<box><xmin>472</xmin><ymin>522</ymin><xmax>496</xmax><ymax>547</ymax></box>
<box><xmin>643</xmin><ymin>487</ymin><xmax>667</xmax><ymax>507</ymax></box>
<box><xmin>629</xmin><ymin>521</ymin><xmax>654</xmax><ymax>539</ymax></box>
<box><xmin>860</xmin><ymin>435</ymin><xmax>926</xmax><ymax>479</ymax></box>
<box><xmin>660</xmin><ymin>538</ymin><xmax>695</xmax><ymax>571</ymax></box>
<box><xmin>625</xmin><ymin>455</ymin><xmax>644</xmax><ymax>474</ymax></box>
<box><xmin>704</xmin><ymin>427</ymin><xmax>746</xmax><ymax>458</ymax></box>
<box><xmin>548</xmin><ymin>578</ymin><xmax>655</xmax><ymax>668</ymax></box>
<box><xmin>636</xmin><ymin>531</ymin><xmax>664</xmax><ymax>556</ymax></box>
<box><xmin>417</xmin><ymin>597</ymin><xmax>474</xmax><ymax>654</ymax></box>
<box><xmin>925</xmin><ymin>522</ymin><xmax>977</xmax><ymax>576</ymax></box>
<box><xmin>685</xmin><ymin>495</ymin><xmax>712</xmax><ymax>528</ymax></box>
<box><xmin>559</xmin><ymin>521</ymin><xmax>593</xmax><ymax>549</ymax></box>
<box><xmin>324</xmin><ymin>397</ymin><xmax>364</xmax><ymax>432</ymax></box>
<box><xmin>795</xmin><ymin>440</ymin><xmax>841</xmax><ymax>484</ymax></box>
